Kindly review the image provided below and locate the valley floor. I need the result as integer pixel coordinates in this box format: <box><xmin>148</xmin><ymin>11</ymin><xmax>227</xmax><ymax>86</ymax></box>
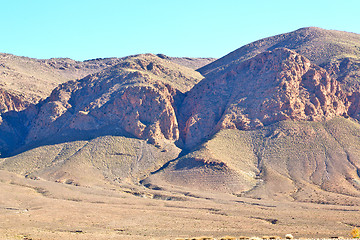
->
<box><xmin>0</xmin><ymin>170</ymin><xmax>359</xmax><ymax>240</ymax></box>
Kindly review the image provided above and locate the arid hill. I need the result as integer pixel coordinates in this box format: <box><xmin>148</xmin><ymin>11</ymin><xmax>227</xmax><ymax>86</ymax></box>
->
<box><xmin>2</xmin><ymin>27</ymin><xmax>360</xmax><ymax>239</ymax></box>
<box><xmin>1</xmin><ymin>27</ymin><xmax>360</xmax><ymax>207</ymax></box>
<box><xmin>0</xmin><ymin>54</ymin><xmax>204</xmax><ymax>184</ymax></box>
<box><xmin>146</xmin><ymin>47</ymin><xmax>360</xmax><ymax>204</ymax></box>
<box><xmin>199</xmin><ymin>27</ymin><xmax>360</xmax><ymax>93</ymax></box>
<box><xmin>179</xmin><ymin>48</ymin><xmax>348</xmax><ymax>148</ymax></box>
<box><xmin>0</xmin><ymin>53</ymin><xmax>126</xmax><ymax>112</ymax></box>
<box><xmin>0</xmin><ymin>52</ymin><xmax>211</xmax><ymax>113</ymax></box>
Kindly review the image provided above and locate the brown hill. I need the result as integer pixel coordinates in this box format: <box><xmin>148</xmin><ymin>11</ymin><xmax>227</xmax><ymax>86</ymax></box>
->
<box><xmin>22</xmin><ymin>54</ymin><xmax>202</xmax><ymax>146</ymax></box>
<box><xmin>179</xmin><ymin>48</ymin><xmax>348</xmax><ymax>148</ymax></box>
<box><xmin>144</xmin><ymin>47</ymin><xmax>360</xmax><ymax>204</ymax></box>
<box><xmin>145</xmin><ymin>117</ymin><xmax>360</xmax><ymax>205</ymax></box>
<box><xmin>0</xmin><ymin>53</ymin><xmax>125</xmax><ymax>112</ymax></box>
<box><xmin>0</xmin><ymin>54</ymin><xmax>203</xmax><ymax>184</ymax></box>
<box><xmin>2</xmin><ymin>27</ymin><xmax>360</xmax><ymax>209</ymax></box>
<box><xmin>199</xmin><ymin>27</ymin><xmax>360</xmax><ymax>93</ymax></box>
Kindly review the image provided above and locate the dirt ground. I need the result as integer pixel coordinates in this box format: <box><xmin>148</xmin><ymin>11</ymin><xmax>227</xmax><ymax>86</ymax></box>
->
<box><xmin>0</xmin><ymin>170</ymin><xmax>359</xmax><ymax>240</ymax></box>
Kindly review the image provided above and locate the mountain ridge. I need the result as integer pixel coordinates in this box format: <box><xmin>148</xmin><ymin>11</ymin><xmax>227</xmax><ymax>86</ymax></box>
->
<box><xmin>1</xmin><ymin>27</ymin><xmax>360</xmax><ymax>206</ymax></box>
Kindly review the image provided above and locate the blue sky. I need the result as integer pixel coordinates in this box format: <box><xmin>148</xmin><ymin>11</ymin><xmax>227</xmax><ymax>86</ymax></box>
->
<box><xmin>1</xmin><ymin>0</ymin><xmax>359</xmax><ymax>61</ymax></box>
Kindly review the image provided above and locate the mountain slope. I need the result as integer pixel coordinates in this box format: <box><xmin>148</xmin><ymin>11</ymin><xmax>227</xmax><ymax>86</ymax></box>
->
<box><xmin>199</xmin><ymin>27</ymin><xmax>360</xmax><ymax>93</ymax></box>
<box><xmin>180</xmin><ymin>48</ymin><xmax>348</xmax><ymax>148</ymax></box>
<box><xmin>146</xmin><ymin>117</ymin><xmax>360</xmax><ymax>205</ymax></box>
<box><xmin>2</xmin><ymin>27</ymin><xmax>360</xmax><ymax>208</ymax></box>
<box><xmin>0</xmin><ymin>53</ymin><xmax>126</xmax><ymax>112</ymax></box>
<box><xmin>0</xmin><ymin>53</ymin><xmax>204</xmax><ymax>184</ymax></box>
<box><xmin>0</xmin><ymin>54</ymin><xmax>203</xmax><ymax>168</ymax></box>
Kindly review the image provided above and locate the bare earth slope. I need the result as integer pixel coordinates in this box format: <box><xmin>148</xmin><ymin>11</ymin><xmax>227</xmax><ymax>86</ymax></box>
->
<box><xmin>147</xmin><ymin>117</ymin><xmax>360</xmax><ymax>205</ymax></box>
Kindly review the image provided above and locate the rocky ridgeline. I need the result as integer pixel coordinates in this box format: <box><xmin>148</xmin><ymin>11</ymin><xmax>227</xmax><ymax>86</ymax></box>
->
<box><xmin>180</xmin><ymin>48</ymin><xmax>349</xmax><ymax>148</ymax></box>
<box><xmin>1</xmin><ymin>47</ymin><xmax>360</xmax><ymax>153</ymax></box>
<box><xmin>0</xmin><ymin>54</ymin><xmax>204</xmax><ymax>153</ymax></box>
<box><xmin>25</xmin><ymin>69</ymin><xmax>181</xmax><ymax>145</ymax></box>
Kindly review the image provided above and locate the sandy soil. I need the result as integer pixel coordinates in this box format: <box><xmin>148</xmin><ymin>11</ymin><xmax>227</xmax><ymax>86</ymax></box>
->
<box><xmin>0</xmin><ymin>170</ymin><xmax>359</xmax><ymax>240</ymax></box>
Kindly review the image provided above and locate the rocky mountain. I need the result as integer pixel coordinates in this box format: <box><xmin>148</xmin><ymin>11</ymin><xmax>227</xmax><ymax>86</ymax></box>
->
<box><xmin>0</xmin><ymin>53</ymin><xmax>126</xmax><ymax>112</ymax></box>
<box><xmin>20</xmin><ymin>54</ymin><xmax>203</xmax><ymax>147</ymax></box>
<box><xmin>0</xmin><ymin>52</ymin><xmax>211</xmax><ymax>113</ymax></box>
<box><xmin>1</xmin><ymin>27</ymin><xmax>360</xmax><ymax>205</ymax></box>
<box><xmin>199</xmin><ymin>27</ymin><xmax>360</xmax><ymax>93</ymax></box>
<box><xmin>179</xmin><ymin>48</ymin><xmax>349</xmax><ymax>148</ymax></box>
<box><xmin>0</xmin><ymin>54</ymin><xmax>203</xmax><ymax>183</ymax></box>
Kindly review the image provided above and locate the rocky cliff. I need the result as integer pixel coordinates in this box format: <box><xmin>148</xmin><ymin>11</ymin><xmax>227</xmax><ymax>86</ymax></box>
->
<box><xmin>0</xmin><ymin>54</ymin><xmax>203</xmax><ymax>152</ymax></box>
<box><xmin>180</xmin><ymin>48</ymin><xmax>348</xmax><ymax>148</ymax></box>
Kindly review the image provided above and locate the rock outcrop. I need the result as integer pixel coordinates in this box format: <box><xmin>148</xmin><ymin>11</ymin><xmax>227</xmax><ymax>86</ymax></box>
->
<box><xmin>180</xmin><ymin>48</ymin><xmax>348</xmax><ymax>148</ymax></box>
<box><xmin>18</xmin><ymin>54</ymin><xmax>203</xmax><ymax>148</ymax></box>
<box><xmin>0</xmin><ymin>88</ymin><xmax>34</xmax><ymax>113</ymax></box>
<box><xmin>324</xmin><ymin>57</ymin><xmax>360</xmax><ymax>93</ymax></box>
<box><xmin>0</xmin><ymin>53</ymin><xmax>125</xmax><ymax>113</ymax></box>
<box><xmin>198</xmin><ymin>27</ymin><xmax>360</xmax><ymax>94</ymax></box>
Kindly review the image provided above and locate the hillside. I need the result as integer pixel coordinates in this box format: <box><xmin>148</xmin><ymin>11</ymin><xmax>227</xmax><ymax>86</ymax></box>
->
<box><xmin>0</xmin><ymin>53</ymin><xmax>125</xmax><ymax>112</ymax></box>
<box><xmin>199</xmin><ymin>27</ymin><xmax>360</xmax><ymax>93</ymax></box>
<box><xmin>146</xmin><ymin>117</ymin><xmax>360</xmax><ymax>205</ymax></box>
<box><xmin>0</xmin><ymin>53</ymin><xmax>210</xmax><ymax>113</ymax></box>
<box><xmin>179</xmin><ymin>48</ymin><xmax>348</xmax><ymax>148</ymax></box>
<box><xmin>0</xmin><ymin>54</ymin><xmax>203</xmax><ymax>184</ymax></box>
<box><xmin>2</xmin><ymin>27</ymin><xmax>360</xmax><ymax>239</ymax></box>
<box><xmin>1</xmin><ymin>27</ymin><xmax>360</xmax><ymax>208</ymax></box>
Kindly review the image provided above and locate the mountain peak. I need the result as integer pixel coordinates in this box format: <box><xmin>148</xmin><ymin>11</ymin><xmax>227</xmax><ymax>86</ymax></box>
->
<box><xmin>180</xmin><ymin>48</ymin><xmax>347</xmax><ymax>148</ymax></box>
<box><xmin>199</xmin><ymin>27</ymin><xmax>360</xmax><ymax>80</ymax></box>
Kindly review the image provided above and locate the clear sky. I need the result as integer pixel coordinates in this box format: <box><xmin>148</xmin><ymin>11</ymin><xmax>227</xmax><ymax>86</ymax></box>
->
<box><xmin>1</xmin><ymin>0</ymin><xmax>359</xmax><ymax>61</ymax></box>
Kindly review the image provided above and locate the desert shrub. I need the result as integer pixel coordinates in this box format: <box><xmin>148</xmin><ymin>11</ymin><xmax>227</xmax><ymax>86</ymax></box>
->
<box><xmin>351</xmin><ymin>227</ymin><xmax>360</xmax><ymax>238</ymax></box>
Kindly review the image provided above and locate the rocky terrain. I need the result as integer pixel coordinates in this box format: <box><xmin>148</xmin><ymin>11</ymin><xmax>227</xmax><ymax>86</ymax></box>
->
<box><xmin>0</xmin><ymin>52</ymin><xmax>211</xmax><ymax>113</ymax></box>
<box><xmin>156</xmin><ymin>54</ymin><xmax>216</xmax><ymax>69</ymax></box>
<box><xmin>1</xmin><ymin>27</ymin><xmax>360</xmax><ymax>239</ymax></box>
<box><xmin>199</xmin><ymin>27</ymin><xmax>360</xmax><ymax>93</ymax></box>
<box><xmin>0</xmin><ymin>53</ymin><xmax>125</xmax><ymax>112</ymax></box>
<box><xmin>179</xmin><ymin>48</ymin><xmax>348</xmax><ymax>148</ymax></box>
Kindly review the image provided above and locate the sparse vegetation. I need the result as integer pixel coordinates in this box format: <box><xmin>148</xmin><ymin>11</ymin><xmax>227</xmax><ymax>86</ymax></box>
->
<box><xmin>351</xmin><ymin>227</ymin><xmax>360</xmax><ymax>238</ymax></box>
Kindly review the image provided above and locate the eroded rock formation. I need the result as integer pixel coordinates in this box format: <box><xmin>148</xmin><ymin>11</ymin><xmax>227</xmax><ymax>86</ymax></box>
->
<box><xmin>180</xmin><ymin>48</ymin><xmax>348</xmax><ymax>148</ymax></box>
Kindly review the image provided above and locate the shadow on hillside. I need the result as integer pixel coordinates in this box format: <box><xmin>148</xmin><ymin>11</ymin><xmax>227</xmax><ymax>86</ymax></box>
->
<box><xmin>0</xmin><ymin>124</ymin><xmax>139</xmax><ymax>158</ymax></box>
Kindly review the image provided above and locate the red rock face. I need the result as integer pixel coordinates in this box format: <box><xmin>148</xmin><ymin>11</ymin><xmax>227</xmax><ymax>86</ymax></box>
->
<box><xmin>180</xmin><ymin>48</ymin><xmax>348</xmax><ymax>148</ymax></box>
<box><xmin>0</xmin><ymin>88</ymin><xmax>34</xmax><ymax>113</ymax></box>
<box><xmin>0</xmin><ymin>49</ymin><xmax>356</xmax><ymax>153</ymax></box>
<box><xmin>25</xmin><ymin>66</ymin><xmax>181</xmax><ymax>145</ymax></box>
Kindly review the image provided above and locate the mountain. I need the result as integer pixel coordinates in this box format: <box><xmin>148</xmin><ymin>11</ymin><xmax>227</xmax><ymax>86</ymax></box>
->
<box><xmin>179</xmin><ymin>48</ymin><xmax>348</xmax><ymax>148</ymax></box>
<box><xmin>0</xmin><ymin>52</ymin><xmax>211</xmax><ymax>114</ymax></box>
<box><xmin>145</xmin><ymin>47</ymin><xmax>360</xmax><ymax>205</ymax></box>
<box><xmin>3</xmin><ymin>27</ymin><xmax>360</xmax><ymax>239</ymax></box>
<box><xmin>0</xmin><ymin>53</ymin><xmax>203</xmax><ymax>184</ymax></box>
<box><xmin>0</xmin><ymin>53</ymin><xmax>126</xmax><ymax>112</ymax></box>
<box><xmin>199</xmin><ymin>27</ymin><xmax>360</xmax><ymax>93</ymax></box>
<box><xmin>1</xmin><ymin>27</ymin><xmax>360</xmax><ymax>206</ymax></box>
